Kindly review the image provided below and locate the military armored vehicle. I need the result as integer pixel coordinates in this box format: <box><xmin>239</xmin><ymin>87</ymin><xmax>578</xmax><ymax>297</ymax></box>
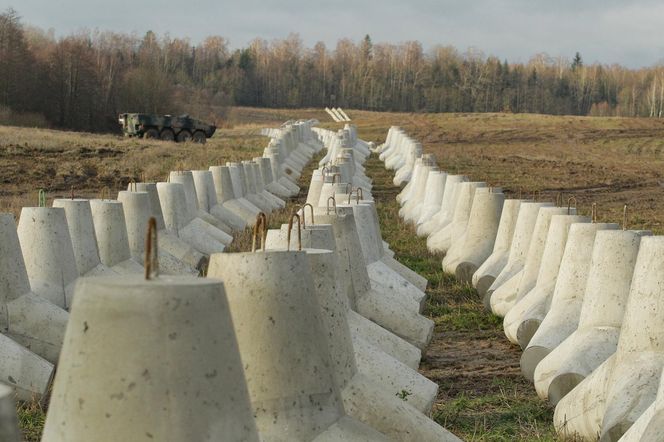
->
<box><xmin>118</xmin><ymin>113</ymin><xmax>216</xmax><ymax>143</ymax></box>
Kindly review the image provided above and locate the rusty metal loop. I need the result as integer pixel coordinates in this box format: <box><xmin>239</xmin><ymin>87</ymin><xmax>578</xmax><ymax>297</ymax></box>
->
<box><xmin>290</xmin><ymin>205</ymin><xmax>305</xmax><ymax>229</ymax></box>
<box><xmin>622</xmin><ymin>204</ymin><xmax>628</xmax><ymax>231</ymax></box>
<box><xmin>100</xmin><ymin>187</ymin><xmax>110</xmax><ymax>200</ymax></box>
<box><xmin>356</xmin><ymin>187</ymin><xmax>364</xmax><ymax>202</ymax></box>
<box><xmin>591</xmin><ymin>202</ymin><xmax>598</xmax><ymax>223</ymax></box>
<box><xmin>303</xmin><ymin>203</ymin><xmax>315</xmax><ymax>226</ymax></box>
<box><xmin>344</xmin><ymin>182</ymin><xmax>352</xmax><ymax>194</ymax></box>
<box><xmin>332</xmin><ymin>173</ymin><xmax>341</xmax><ymax>184</ymax></box>
<box><xmin>327</xmin><ymin>196</ymin><xmax>337</xmax><ymax>215</ymax></box>
<box><xmin>567</xmin><ymin>196</ymin><xmax>577</xmax><ymax>215</ymax></box>
<box><xmin>38</xmin><ymin>189</ymin><xmax>46</xmax><ymax>207</ymax></box>
<box><xmin>287</xmin><ymin>213</ymin><xmax>302</xmax><ymax>251</ymax></box>
<box><xmin>321</xmin><ymin>166</ymin><xmax>329</xmax><ymax>178</ymax></box>
<box><xmin>251</xmin><ymin>212</ymin><xmax>268</xmax><ymax>252</ymax></box>
<box><xmin>144</xmin><ymin>217</ymin><xmax>159</xmax><ymax>280</ymax></box>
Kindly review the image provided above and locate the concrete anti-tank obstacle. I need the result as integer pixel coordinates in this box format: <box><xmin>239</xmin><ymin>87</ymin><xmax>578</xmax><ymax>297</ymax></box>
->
<box><xmin>226</xmin><ymin>162</ymin><xmax>268</xmax><ymax>218</ymax></box>
<box><xmin>209</xmin><ymin>165</ymin><xmax>260</xmax><ymax>225</ymax></box>
<box><xmin>129</xmin><ymin>183</ymin><xmax>166</xmax><ymax>229</ymax></box>
<box><xmin>534</xmin><ymin>229</ymin><xmax>646</xmax><ymax>405</ymax></box>
<box><xmin>306</xmin><ymin>170</ymin><xmax>325</xmax><ymax>206</ymax></box>
<box><xmin>521</xmin><ymin>221</ymin><xmax>618</xmax><ymax>380</ymax></box>
<box><xmin>52</xmin><ymin>199</ymin><xmax>116</xmax><ymax>277</ymax></box>
<box><xmin>416</xmin><ymin>170</ymin><xmax>447</xmax><ymax>227</ymax></box>
<box><xmin>254</xmin><ymin>156</ymin><xmax>293</xmax><ymax>199</ymax></box>
<box><xmin>442</xmin><ymin>188</ymin><xmax>505</xmax><ymax>282</ymax></box>
<box><xmin>169</xmin><ymin>170</ymin><xmax>234</xmax><ymax>242</ymax></box>
<box><xmin>0</xmin><ymin>332</ymin><xmax>54</xmax><ymax>402</ymax></box>
<box><xmin>207</xmin><ymin>249</ymin><xmax>388</xmax><ymax>441</ymax></box>
<box><xmin>17</xmin><ymin>207</ymin><xmax>78</xmax><ymax>310</ymax></box>
<box><xmin>264</xmin><ymin>225</ymin><xmax>436</xmax><ymax>413</ymax></box>
<box><xmin>0</xmin><ymin>383</ymin><xmax>20</xmax><ymax>442</ymax></box>
<box><xmin>301</xmin><ymin>249</ymin><xmax>462</xmax><ymax>442</ymax></box>
<box><xmin>491</xmin><ymin>207</ymin><xmax>576</xmax><ymax>316</ymax></box>
<box><xmin>89</xmin><ymin>199</ymin><xmax>144</xmax><ymax>274</ymax></box>
<box><xmin>41</xmin><ymin>274</ymin><xmax>260</xmax><ymax>442</ymax></box>
<box><xmin>394</xmin><ymin>143</ymin><xmax>422</xmax><ymax>186</ymax></box>
<box><xmin>347</xmin><ymin>200</ymin><xmax>427</xmax><ymax>292</ymax></box>
<box><xmin>502</xmin><ymin>213</ymin><xmax>589</xmax><ymax>346</ymax></box>
<box><xmin>126</xmin><ymin>183</ymin><xmax>207</xmax><ymax>274</ymax></box>
<box><xmin>620</xmin><ymin>365</ymin><xmax>664</xmax><ymax>442</ymax></box>
<box><xmin>250</xmin><ymin>161</ymin><xmax>287</xmax><ymax>209</ymax></box>
<box><xmin>191</xmin><ymin>170</ymin><xmax>247</xmax><ymax>231</ymax></box>
<box><xmin>418</xmin><ymin>174</ymin><xmax>465</xmax><ymax>237</ymax></box>
<box><xmin>428</xmin><ymin>182</ymin><xmax>487</xmax><ymax>253</ymax></box>
<box><xmin>403</xmin><ymin>166</ymin><xmax>438</xmax><ymax>224</ymax></box>
<box><xmin>472</xmin><ymin>199</ymin><xmax>522</xmax><ymax>297</ymax></box>
<box><xmin>233</xmin><ymin>163</ymin><xmax>276</xmax><ymax>213</ymax></box>
<box><xmin>399</xmin><ymin>162</ymin><xmax>437</xmax><ymax>223</ymax></box>
<box><xmin>157</xmin><ymin>182</ymin><xmax>226</xmax><ymax>255</ymax></box>
<box><xmin>316</xmin><ymin>209</ymin><xmax>434</xmax><ymax>350</ymax></box>
<box><xmin>396</xmin><ymin>154</ymin><xmax>430</xmax><ymax>205</ymax></box>
<box><xmin>117</xmin><ymin>190</ymin><xmax>198</xmax><ymax>276</ymax></box>
<box><xmin>325</xmin><ymin>107</ymin><xmax>341</xmax><ymax>122</ymax></box>
<box><xmin>553</xmin><ymin>236</ymin><xmax>664</xmax><ymax>441</ymax></box>
<box><xmin>347</xmin><ymin>202</ymin><xmax>426</xmax><ymax>311</ymax></box>
<box><xmin>282</xmin><ymin>218</ymin><xmax>422</xmax><ymax>369</ymax></box>
<box><xmin>485</xmin><ymin>201</ymin><xmax>551</xmax><ymax>310</ymax></box>
<box><xmin>0</xmin><ymin>213</ymin><xmax>68</xmax><ymax>363</ymax></box>
<box><xmin>240</xmin><ymin>162</ymin><xmax>279</xmax><ymax>212</ymax></box>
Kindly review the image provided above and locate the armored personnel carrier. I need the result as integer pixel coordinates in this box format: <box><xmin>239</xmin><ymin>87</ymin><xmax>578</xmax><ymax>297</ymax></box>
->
<box><xmin>118</xmin><ymin>113</ymin><xmax>216</xmax><ymax>143</ymax></box>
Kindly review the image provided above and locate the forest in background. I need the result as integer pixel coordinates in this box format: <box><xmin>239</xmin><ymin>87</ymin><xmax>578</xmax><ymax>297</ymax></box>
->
<box><xmin>3</xmin><ymin>8</ymin><xmax>664</xmax><ymax>133</ymax></box>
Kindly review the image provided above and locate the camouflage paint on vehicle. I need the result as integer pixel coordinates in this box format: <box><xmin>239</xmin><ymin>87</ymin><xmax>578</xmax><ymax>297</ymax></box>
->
<box><xmin>118</xmin><ymin>113</ymin><xmax>216</xmax><ymax>143</ymax></box>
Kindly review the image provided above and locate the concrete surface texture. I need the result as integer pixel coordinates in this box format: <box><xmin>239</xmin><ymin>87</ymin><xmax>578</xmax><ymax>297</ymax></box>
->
<box><xmin>0</xmin><ymin>383</ymin><xmax>20</xmax><ymax>442</ymax></box>
<box><xmin>554</xmin><ymin>236</ymin><xmax>664</xmax><ymax>441</ymax></box>
<box><xmin>472</xmin><ymin>199</ymin><xmax>522</xmax><ymax>297</ymax></box>
<box><xmin>520</xmin><ymin>222</ymin><xmax>618</xmax><ymax>381</ymax></box>
<box><xmin>0</xmin><ymin>213</ymin><xmax>68</xmax><ymax>363</ymax></box>
<box><xmin>484</xmin><ymin>201</ymin><xmax>553</xmax><ymax>313</ymax></box>
<box><xmin>534</xmin><ymin>229</ymin><xmax>645</xmax><ymax>405</ymax></box>
<box><xmin>42</xmin><ymin>275</ymin><xmax>260</xmax><ymax>442</ymax></box>
<box><xmin>442</xmin><ymin>188</ymin><xmax>505</xmax><ymax>282</ymax></box>
<box><xmin>89</xmin><ymin>199</ymin><xmax>144</xmax><ymax>274</ymax></box>
<box><xmin>502</xmin><ymin>214</ymin><xmax>590</xmax><ymax>347</ymax></box>
<box><xmin>17</xmin><ymin>207</ymin><xmax>78</xmax><ymax>310</ymax></box>
<box><xmin>207</xmin><ymin>251</ymin><xmax>353</xmax><ymax>440</ymax></box>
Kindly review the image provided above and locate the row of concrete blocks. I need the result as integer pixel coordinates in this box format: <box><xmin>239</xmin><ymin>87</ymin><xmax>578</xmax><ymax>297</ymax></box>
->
<box><xmin>325</xmin><ymin>107</ymin><xmax>352</xmax><ymax>122</ymax></box>
<box><xmin>0</xmin><ymin>121</ymin><xmax>463</xmax><ymax>441</ymax></box>
<box><xmin>375</xmin><ymin>125</ymin><xmax>664</xmax><ymax>441</ymax></box>
<box><xmin>40</xmin><ymin>123</ymin><xmax>461</xmax><ymax>440</ymax></box>
<box><xmin>0</xmin><ymin>120</ymin><xmax>321</xmax><ymax>436</ymax></box>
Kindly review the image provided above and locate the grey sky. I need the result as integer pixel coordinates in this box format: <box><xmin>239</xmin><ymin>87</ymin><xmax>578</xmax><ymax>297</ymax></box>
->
<box><xmin>7</xmin><ymin>0</ymin><xmax>664</xmax><ymax>67</ymax></box>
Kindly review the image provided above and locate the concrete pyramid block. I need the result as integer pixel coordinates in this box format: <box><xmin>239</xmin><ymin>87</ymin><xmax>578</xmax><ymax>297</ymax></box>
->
<box><xmin>486</xmin><ymin>201</ymin><xmax>551</xmax><ymax>311</ymax></box>
<box><xmin>17</xmin><ymin>207</ymin><xmax>78</xmax><ymax>310</ymax></box>
<box><xmin>42</xmin><ymin>275</ymin><xmax>260</xmax><ymax>442</ymax></box>
<box><xmin>472</xmin><ymin>199</ymin><xmax>522</xmax><ymax>296</ymax></box>
<box><xmin>521</xmin><ymin>222</ymin><xmax>618</xmax><ymax>380</ymax></box>
<box><xmin>502</xmin><ymin>214</ymin><xmax>589</xmax><ymax>347</ymax></box>
<box><xmin>534</xmin><ymin>229</ymin><xmax>645</xmax><ymax>405</ymax></box>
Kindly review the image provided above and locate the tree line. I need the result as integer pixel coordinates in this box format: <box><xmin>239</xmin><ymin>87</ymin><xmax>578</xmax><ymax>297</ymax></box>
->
<box><xmin>2</xmin><ymin>8</ymin><xmax>664</xmax><ymax>133</ymax></box>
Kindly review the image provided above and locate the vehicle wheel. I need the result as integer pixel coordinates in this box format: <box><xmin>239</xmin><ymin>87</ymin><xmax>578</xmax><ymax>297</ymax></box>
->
<box><xmin>143</xmin><ymin>128</ymin><xmax>159</xmax><ymax>139</ymax></box>
<box><xmin>160</xmin><ymin>128</ymin><xmax>175</xmax><ymax>141</ymax></box>
<box><xmin>176</xmin><ymin>130</ymin><xmax>192</xmax><ymax>143</ymax></box>
<box><xmin>192</xmin><ymin>131</ymin><xmax>207</xmax><ymax>144</ymax></box>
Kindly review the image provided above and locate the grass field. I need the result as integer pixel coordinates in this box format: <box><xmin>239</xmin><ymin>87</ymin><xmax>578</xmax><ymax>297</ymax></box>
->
<box><xmin>5</xmin><ymin>107</ymin><xmax>664</xmax><ymax>440</ymax></box>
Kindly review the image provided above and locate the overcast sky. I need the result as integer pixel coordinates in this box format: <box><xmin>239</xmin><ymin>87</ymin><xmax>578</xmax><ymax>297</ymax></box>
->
<box><xmin>7</xmin><ymin>0</ymin><xmax>664</xmax><ymax>68</ymax></box>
